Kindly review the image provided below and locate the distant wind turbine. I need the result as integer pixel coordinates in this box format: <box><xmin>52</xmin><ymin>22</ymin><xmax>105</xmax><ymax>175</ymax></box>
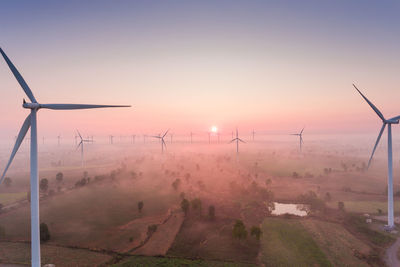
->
<box><xmin>151</xmin><ymin>130</ymin><xmax>169</xmax><ymax>153</ymax></box>
<box><xmin>354</xmin><ymin>84</ymin><xmax>400</xmax><ymax>230</ymax></box>
<box><xmin>190</xmin><ymin>131</ymin><xmax>193</xmax><ymax>144</ymax></box>
<box><xmin>0</xmin><ymin>47</ymin><xmax>130</xmax><ymax>267</ymax></box>
<box><xmin>252</xmin><ymin>129</ymin><xmax>255</xmax><ymax>141</ymax></box>
<box><xmin>109</xmin><ymin>135</ymin><xmax>114</xmax><ymax>144</ymax></box>
<box><xmin>290</xmin><ymin>128</ymin><xmax>304</xmax><ymax>152</ymax></box>
<box><xmin>76</xmin><ymin>130</ymin><xmax>93</xmax><ymax>166</ymax></box>
<box><xmin>57</xmin><ymin>135</ymin><xmax>61</xmax><ymax>146</ymax></box>
<box><xmin>229</xmin><ymin>128</ymin><xmax>245</xmax><ymax>154</ymax></box>
<box><xmin>132</xmin><ymin>134</ymin><xmax>136</xmax><ymax>144</ymax></box>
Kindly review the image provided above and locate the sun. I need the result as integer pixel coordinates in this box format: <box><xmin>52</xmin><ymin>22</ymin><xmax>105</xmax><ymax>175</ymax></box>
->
<box><xmin>211</xmin><ymin>126</ymin><xmax>218</xmax><ymax>133</ymax></box>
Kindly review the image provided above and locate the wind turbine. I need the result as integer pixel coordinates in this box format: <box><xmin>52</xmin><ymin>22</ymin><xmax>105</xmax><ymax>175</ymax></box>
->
<box><xmin>252</xmin><ymin>129</ymin><xmax>255</xmax><ymax>142</ymax></box>
<box><xmin>76</xmin><ymin>130</ymin><xmax>92</xmax><ymax>166</ymax></box>
<box><xmin>0</xmin><ymin>47</ymin><xmax>130</xmax><ymax>267</ymax></box>
<box><xmin>229</xmin><ymin>128</ymin><xmax>245</xmax><ymax>154</ymax></box>
<box><xmin>57</xmin><ymin>135</ymin><xmax>61</xmax><ymax>146</ymax></box>
<box><xmin>151</xmin><ymin>130</ymin><xmax>169</xmax><ymax>154</ymax></box>
<box><xmin>290</xmin><ymin>128</ymin><xmax>304</xmax><ymax>152</ymax></box>
<box><xmin>354</xmin><ymin>84</ymin><xmax>400</xmax><ymax>230</ymax></box>
<box><xmin>190</xmin><ymin>131</ymin><xmax>193</xmax><ymax>144</ymax></box>
<box><xmin>132</xmin><ymin>134</ymin><xmax>136</xmax><ymax>144</ymax></box>
<box><xmin>109</xmin><ymin>135</ymin><xmax>114</xmax><ymax>144</ymax></box>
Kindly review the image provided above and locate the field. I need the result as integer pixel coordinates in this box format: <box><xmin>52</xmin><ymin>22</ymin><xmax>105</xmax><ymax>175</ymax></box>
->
<box><xmin>260</xmin><ymin>218</ymin><xmax>331</xmax><ymax>266</ymax></box>
<box><xmin>0</xmin><ymin>241</ymin><xmax>113</xmax><ymax>266</ymax></box>
<box><xmin>114</xmin><ymin>255</ymin><xmax>256</xmax><ymax>267</ymax></box>
<box><xmin>0</xmin><ymin>192</ymin><xmax>26</xmax><ymax>206</ymax></box>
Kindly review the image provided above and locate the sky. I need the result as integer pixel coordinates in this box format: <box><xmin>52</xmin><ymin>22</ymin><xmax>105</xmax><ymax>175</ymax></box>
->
<box><xmin>1</xmin><ymin>0</ymin><xmax>400</xmax><ymax>139</ymax></box>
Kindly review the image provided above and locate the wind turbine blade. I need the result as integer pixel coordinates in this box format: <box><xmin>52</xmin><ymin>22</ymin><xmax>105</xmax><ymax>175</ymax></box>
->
<box><xmin>389</xmin><ymin>115</ymin><xmax>400</xmax><ymax>121</ymax></box>
<box><xmin>353</xmin><ymin>84</ymin><xmax>385</xmax><ymax>121</ymax></box>
<box><xmin>0</xmin><ymin>114</ymin><xmax>31</xmax><ymax>184</ymax></box>
<box><xmin>367</xmin><ymin>123</ymin><xmax>386</xmax><ymax>169</ymax></box>
<box><xmin>150</xmin><ymin>135</ymin><xmax>161</xmax><ymax>139</ymax></box>
<box><xmin>76</xmin><ymin>130</ymin><xmax>83</xmax><ymax>140</ymax></box>
<box><xmin>0</xmin><ymin>48</ymin><xmax>37</xmax><ymax>103</ymax></box>
<box><xmin>300</xmin><ymin>136</ymin><xmax>304</xmax><ymax>144</ymax></box>
<box><xmin>300</xmin><ymin>127</ymin><xmax>304</xmax><ymax>134</ymax></box>
<box><xmin>162</xmin><ymin>139</ymin><xmax>167</xmax><ymax>149</ymax></box>
<box><xmin>162</xmin><ymin>129</ymin><xmax>169</xmax><ymax>138</ymax></box>
<box><xmin>76</xmin><ymin>141</ymin><xmax>83</xmax><ymax>150</ymax></box>
<box><xmin>40</xmin><ymin>104</ymin><xmax>131</xmax><ymax>110</ymax></box>
<box><xmin>229</xmin><ymin>139</ymin><xmax>236</xmax><ymax>143</ymax></box>
<box><xmin>238</xmin><ymin>138</ymin><xmax>246</xmax><ymax>143</ymax></box>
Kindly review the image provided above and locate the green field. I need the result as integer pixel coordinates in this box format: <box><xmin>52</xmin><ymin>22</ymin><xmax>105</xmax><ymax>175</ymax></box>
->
<box><xmin>260</xmin><ymin>218</ymin><xmax>332</xmax><ymax>266</ymax></box>
<box><xmin>327</xmin><ymin>200</ymin><xmax>400</xmax><ymax>214</ymax></box>
<box><xmin>0</xmin><ymin>192</ymin><xmax>27</xmax><ymax>205</ymax></box>
<box><xmin>114</xmin><ymin>255</ymin><xmax>256</xmax><ymax>267</ymax></box>
<box><xmin>0</xmin><ymin>179</ymin><xmax>179</xmax><ymax>251</ymax></box>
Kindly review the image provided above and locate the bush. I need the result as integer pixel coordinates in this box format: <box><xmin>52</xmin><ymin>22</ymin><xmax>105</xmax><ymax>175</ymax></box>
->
<box><xmin>147</xmin><ymin>224</ymin><xmax>158</xmax><ymax>236</ymax></box>
<box><xmin>191</xmin><ymin>198</ymin><xmax>202</xmax><ymax>215</ymax></box>
<box><xmin>338</xmin><ymin>201</ymin><xmax>345</xmax><ymax>211</ymax></box>
<box><xmin>56</xmin><ymin>172</ymin><xmax>63</xmax><ymax>183</ymax></box>
<box><xmin>181</xmin><ymin>199</ymin><xmax>189</xmax><ymax>215</ymax></box>
<box><xmin>39</xmin><ymin>178</ymin><xmax>48</xmax><ymax>192</ymax></box>
<box><xmin>40</xmin><ymin>223</ymin><xmax>50</xmax><ymax>242</ymax></box>
<box><xmin>250</xmin><ymin>226</ymin><xmax>262</xmax><ymax>240</ymax></box>
<box><xmin>172</xmin><ymin>178</ymin><xmax>181</xmax><ymax>191</ymax></box>
<box><xmin>208</xmin><ymin>205</ymin><xmax>215</xmax><ymax>220</ymax></box>
<box><xmin>232</xmin><ymin>220</ymin><xmax>247</xmax><ymax>240</ymax></box>
<box><xmin>138</xmin><ymin>201</ymin><xmax>144</xmax><ymax>213</ymax></box>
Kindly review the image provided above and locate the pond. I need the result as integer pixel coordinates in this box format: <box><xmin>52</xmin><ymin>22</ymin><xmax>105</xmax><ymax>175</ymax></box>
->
<box><xmin>269</xmin><ymin>202</ymin><xmax>309</xmax><ymax>216</ymax></box>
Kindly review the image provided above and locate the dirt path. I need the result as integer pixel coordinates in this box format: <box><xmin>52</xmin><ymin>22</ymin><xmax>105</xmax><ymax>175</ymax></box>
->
<box><xmin>385</xmin><ymin>236</ymin><xmax>400</xmax><ymax>267</ymax></box>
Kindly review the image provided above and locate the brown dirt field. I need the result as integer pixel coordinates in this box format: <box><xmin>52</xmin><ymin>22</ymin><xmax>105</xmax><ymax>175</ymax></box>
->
<box><xmin>133</xmin><ymin>210</ymin><xmax>184</xmax><ymax>256</ymax></box>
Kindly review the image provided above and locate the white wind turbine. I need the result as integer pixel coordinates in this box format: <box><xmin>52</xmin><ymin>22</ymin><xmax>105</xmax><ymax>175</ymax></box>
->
<box><xmin>229</xmin><ymin>128</ymin><xmax>245</xmax><ymax>154</ymax></box>
<box><xmin>0</xmin><ymin>47</ymin><xmax>130</xmax><ymax>267</ymax></box>
<box><xmin>354</xmin><ymin>84</ymin><xmax>400</xmax><ymax>230</ymax></box>
<box><xmin>76</xmin><ymin>130</ymin><xmax>93</xmax><ymax>166</ymax></box>
<box><xmin>290</xmin><ymin>128</ymin><xmax>304</xmax><ymax>152</ymax></box>
<box><xmin>151</xmin><ymin>130</ymin><xmax>169</xmax><ymax>154</ymax></box>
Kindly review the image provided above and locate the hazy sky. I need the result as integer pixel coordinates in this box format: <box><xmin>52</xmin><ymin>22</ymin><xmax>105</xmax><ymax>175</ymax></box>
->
<box><xmin>1</xmin><ymin>0</ymin><xmax>400</xmax><ymax>138</ymax></box>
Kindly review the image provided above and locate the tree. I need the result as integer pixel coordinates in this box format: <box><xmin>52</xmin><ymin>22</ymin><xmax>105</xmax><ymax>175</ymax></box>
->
<box><xmin>181</xmin><ymin>198</ymin><xmax>189</xmax><ymax>215</ymax></box>
<box><xmin>338</xmin><ymin>201</ymin><xmax>345</xmax><ymax>211</ymax></box>
<box><xmin>191</xmin><ymin>198</ymin><xmax>202</xmax><ymax>215</ymax></box>
<box><xmin>232</xmin><ymin>220</ymin><xmax>247</xmax><ymax>240</ymax></box>
<box><xmin>147</xmin><ymin>224</ymin><xmax>157</xmax><ymax>236</ymax></box>
<box><xmin>56</xmin><ymin>172</ymin><xmax>63</xmax><ymax>183</ymax></box>
<box><xmin>208</xmin><ymin>205</ymin><xmax>215</xmax><ymax>220</ymax></box>
<box><xmin>0</xmin><ymin>225</ymin><xmax>5</xmax><ymax>238</ymax></box>
<box><xmin>138</xmin><ymin>201</ymin><xmax>144</xmax><ymax>213</ymax></box>
<box><xmin>172</xmin><ymin>178</ymin><xmax>181</xmax><ymax>191</ymax></box>
<box><xmin>40</xmin><ymin>223</ymin><xmax>50</xmax><ymax>242</ymax></box>
<box><xmin>250</xmin><ymin>226</ymin><xmax>262</xmax><ymax>240</ymax></box>
<box><xmin>39</xmin><ymin>178</ymin><xmax>48</xmax><ymax>193</ymax></box>
<box><xmin>3</xmin><ymin>177</ymin><xmax>12</xmax><ymax>187</ymax></box>
<box><xmin>324</xmin><ymin>192</ymin><xmax>332</xmax><ymax>201</ymax></box>
<box><xmin>377</xmin><ymin>208</ymin><xmax>382</xmax><ymax>215</ymax></box>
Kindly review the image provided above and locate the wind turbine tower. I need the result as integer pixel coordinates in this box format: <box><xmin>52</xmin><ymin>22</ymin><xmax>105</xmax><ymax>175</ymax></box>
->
<box><xmin>229</xmin><ymin>128</ymin><xmax>245</xmax><ymax>154</ymax></box>
<box><xmin>0</xmin><ymin>47</ymin><xmax>130</xmax><ymax>267</ymax></box>
<box><xmin>354</xmin><ymin>84</ymin><xmax>400</xmax><ymax>230</ymax></box>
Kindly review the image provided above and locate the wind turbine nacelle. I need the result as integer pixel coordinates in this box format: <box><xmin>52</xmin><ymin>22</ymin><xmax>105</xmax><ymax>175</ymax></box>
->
<box><xmin>386</xmin><ymin>119</ymin><xmax>400</xmax><ymax>124</ymax></box>
<box><xmin>23</xmin><ymin>102</ymin><xmax>40</xmax><ymax>109</ymax></box>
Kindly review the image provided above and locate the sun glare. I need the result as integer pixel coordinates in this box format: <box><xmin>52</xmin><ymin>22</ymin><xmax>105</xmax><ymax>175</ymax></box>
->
<box><xmin>211</xmin><ymin>126</ymin><xmax>218</xmax><ymax>133</ymax></box>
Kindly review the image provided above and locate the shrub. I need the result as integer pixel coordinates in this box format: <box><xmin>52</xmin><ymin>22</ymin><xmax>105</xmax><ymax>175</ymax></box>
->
<box><xmin>181</xmin><ymin>199</ymin><xmax>189</xmax><ymax>215</ymax></box>
<box><xmin>56</xmin><ymin>172</ymin><xmax>63</xmax><ymax>183</ymax></box>
<box><xmin>191</xmin><ymin>198</ymin><xmax>202</xmax><ymax>215</ymax></box>
<box><xmin>40</xmin><ymin>223</ymin><xmax>50</xmax><ymax>242</ymax></box>
<box><xmin>338</xmin><ymin>201</ymin><xmax>345</xmax><ymax>211</ymax></box>
<box><xmin>138</xmin><ymin>201</ymin><xmax>144</xmax><ymax>213</ymax></box>
<box><xmin>250</xmin><ymin>226</ymin><xmax>262</xmax><ymax>240</ymax></box>
<box><xmin>3</xmin><ymin>177</ymin><xmax>12</xmax><ymax>187</ymax></box>
<box><xmin>232</xmin><ymin>220</ymin><xmax>247</xmax><ymax>240</ymax></box>
<box><xmin>208</xmin><ymin>205</ymin><xmax>215</xmax><ymax>220</ymax></box>
<box><xmin>39</xmin><ymin>178</ymin><xmax>48</xmax><ymax>192</ymax></box>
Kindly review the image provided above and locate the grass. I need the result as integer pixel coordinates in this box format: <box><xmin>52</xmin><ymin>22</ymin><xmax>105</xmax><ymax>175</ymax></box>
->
<box><xmin>327</xmin><ymin>200</ymin><xmax>400</xmax><ymax>214</ymax></box>
<box><xmin>0</xmin><ymin>192</ymin><xmax>27</xmax><ymax>205</ymax></box>
<box><xmin>300</xmin><ymin>219</ymin><xmax>371</xmax><ymax>266</ymax></box>
<box><xmin>0</xmin><ymin>180</ymin><xmax>179</xmax><ymax>252</ymax></box>
<box><xmin>0</xmin><ymin>241</ymin><xmax>112</xmax><ymax>266</ymax></box>
<box><xmin>344</xmin><ymin>214</ymin><xmax>395</xmax><ymax>247</ymax></box>
<box><xmin>260</xmin><ymin>218</ymin><xmax>332</xmax><ymax>267</ymax></box>
<box><xmin>113</xmin><ymin>255</ymin><xmax>256</xmax><ymax>267</ymax></box>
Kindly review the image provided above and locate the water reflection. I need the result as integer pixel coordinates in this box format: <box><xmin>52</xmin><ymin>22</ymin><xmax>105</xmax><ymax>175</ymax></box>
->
<box><xmin>269</xmin><ymin>202</ymin><xmax>309</xmax><ymax>216</ymax></box>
